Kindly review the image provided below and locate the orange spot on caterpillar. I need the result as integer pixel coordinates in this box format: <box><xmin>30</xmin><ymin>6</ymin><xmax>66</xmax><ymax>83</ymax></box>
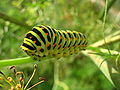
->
<box><xmin>54</xmin><ymin>33</ymin><xmax>57</xmax><ymax>36</ymax></box>
<box><xmin>82</xmin><ymin>45</ymin><xmax>86</xmax><ymax>47</ymax></box>
<box><xmin>45</xmin><ymin>33</ymin><xmax>49</xmax><ymax>35</ymax></box>
<box><xmin>80</xmin><ymin>38</ymin><xmax>82</xmax><ymax>40</ymax></box>
<box><xmin>30</xmin><ymin>36</ymin><xmax>32</xmax><ymax>39</ymax></box>
<box><xmin>34</xmin><ymin>41</ymin><xmax>37</xmax><ymax>43</ymax></box>
<box><xmin>70</xmin><ymin>38</ymin><xmax>72</xmax><ymax>40</ymax></box>
<box><xmin>58</xmin><ymin>45</ymin><xmax>61</xmax><ymax>48</ymax></box>
<box><xmin>60</xmin><ymin>36</ymin><xmax>62</xmax><ymax>39</ymax></box>
<box><xmin>46</xmin><ymin>43</ymin><xmax>50</xmax><ymax>47</ymax></box>
<box><xmin>53</xmin><ymin>43</ymin><xmax>56</xmax><ymax>47</ymax></box>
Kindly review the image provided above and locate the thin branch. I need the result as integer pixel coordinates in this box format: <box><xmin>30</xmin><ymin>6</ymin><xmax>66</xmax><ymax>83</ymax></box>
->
<box><xmin>0</xmin><ymin>56</ymin><xmax>56</xmax><ymax>68</ymax></box>
<box><xmin>0</xmin><ymin>12</ymin><xmax>32</xmax><ymax>29</ymax></box>
<box><xmin>102</xmin><ymin>0</ymin><xmax>112</xmax><ymax>56</ymax></box>
<box><xmin>98</xmin><ymin>0</ymin><xmax>117</xmax><ymax>19</ymax></box>
<box><xmin>24</xmin><ymin>64</ymin><xmax>37</xmax><ymax>90</ymax></box>
<box><xmin>52</xmin><ymin>61</ymin><xmax>69</xmax><ymax>90</ymax></box>
<box><xmin>0</xmin><ymin>57</ymin><xmax>35</xmax><ymax>68</ymax></box>
<box><xmin>91</xmin><ymin>0</ymin><xmax>119</xmax><ymax>18</ymax></box>
<box><xmin>91</xmin><ymin>31</ymin><xmax>120</xmax><ymax>47</ymax></box>
<box><xmin>87</xmin><ymin>46</ymin><xmax>119</xmax><ymax>55</ymax></box>
<box><xmin>52</xmin><ymin>62</ymin><xmax>59</xmax><ymax>90</ymax></box>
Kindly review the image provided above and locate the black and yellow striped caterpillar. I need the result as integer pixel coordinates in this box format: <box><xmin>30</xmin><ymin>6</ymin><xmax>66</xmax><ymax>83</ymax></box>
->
<box><xmin>21</xmin><ymin>25</ymin><xmax>87</xmax><ymax>60</ymax></box>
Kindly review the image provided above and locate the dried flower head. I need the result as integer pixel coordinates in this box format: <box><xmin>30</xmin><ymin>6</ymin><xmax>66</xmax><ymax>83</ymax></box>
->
<box><xmin>0</xmin><ymin>64</ymin><xmax>46</xmax><ymax>90</ymax></box>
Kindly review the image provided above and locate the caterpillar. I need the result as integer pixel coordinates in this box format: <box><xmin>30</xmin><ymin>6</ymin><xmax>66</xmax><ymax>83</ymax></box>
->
<box><xmin>20</xmin><ymin>25</ymin><xmax>87</xmax><ymax>60</ymax></box>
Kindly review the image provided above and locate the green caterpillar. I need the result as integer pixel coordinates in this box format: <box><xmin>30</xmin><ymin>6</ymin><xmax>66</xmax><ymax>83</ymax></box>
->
<box><xmin>21</xmin><ymin>25</ymin><xmax>87</xmax><ymax>60</ymax></box>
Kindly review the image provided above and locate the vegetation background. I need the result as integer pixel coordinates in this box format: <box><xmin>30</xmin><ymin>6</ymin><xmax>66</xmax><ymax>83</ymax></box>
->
<box><xmin>0</xmin><ymin>0</ymin><xmax>120</xmax><ymax>90</ymax></box>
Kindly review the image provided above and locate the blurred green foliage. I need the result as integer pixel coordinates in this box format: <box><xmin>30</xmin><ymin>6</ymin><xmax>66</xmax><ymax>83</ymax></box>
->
<box><xmin>0</xmin><ymin>0</ymin><xmax>119</xmax><ymax>89</ymax></box>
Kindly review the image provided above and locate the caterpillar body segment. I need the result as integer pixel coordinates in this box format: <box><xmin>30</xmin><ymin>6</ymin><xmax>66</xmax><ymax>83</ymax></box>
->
<box><xmin>21</xmin><ymin>25</ymin><xmax>87</xmax><ymax>60</ymax></box>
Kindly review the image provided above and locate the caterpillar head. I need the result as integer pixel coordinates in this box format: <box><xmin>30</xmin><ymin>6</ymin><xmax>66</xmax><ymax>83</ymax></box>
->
<box><xmin>20</xmin><ymin>35</ymin><xmax>37</xmax><ymax>56</ymax></box>
<box><xmin>20</xmin><ymin>44</ymin><xmax>37</xmax><ymax>56</ymax></box>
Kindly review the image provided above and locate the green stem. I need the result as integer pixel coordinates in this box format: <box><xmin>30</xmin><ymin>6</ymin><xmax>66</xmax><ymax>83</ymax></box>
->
<box><xmin>0</xmin><ymin>46</ymin><xmax>119</xmax><ymax>68</ymax></box>
<box><xmin>87</xmin><ymin>46</ymin><xmax>119</xmax><ymax>56</ymax></box>
<box><xmin>99</xmin><ymin>0</ymin><xmax>117</xmax><ymax>20</ymax></box>
<box><xmin>0</xmin><ymin>12</ymin><xmax>32</xmax><ymax>29</ymax></box>
<box><xmin>0</xmin><ymin>57</ymin><xmax>36</xmax><ymax>68</ymax></box>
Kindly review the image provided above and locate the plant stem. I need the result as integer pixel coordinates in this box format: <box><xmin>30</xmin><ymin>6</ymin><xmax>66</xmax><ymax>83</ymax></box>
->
<box><xmin>91</xmin><ymin>31</ymin><xmax>120</xmax><ymax>47</ymax></box>
<box><xmin>99</xmin><ymin>0</ymin><xmax>117</xmax><ymax>20</ymax></box>
<box><xmin>0</xmin><ymin>12</ymin><xmax>32</xmax><ymax>29</ymax></box>
<box><xmin>87</xmin><ymin>46</ymin><xmax>119</xmax><ymax>55</ymax></box>
<box><xmin>0</xmin><ymin>57</ymin><xmax>36</xmax><ymax>68</ymax></box>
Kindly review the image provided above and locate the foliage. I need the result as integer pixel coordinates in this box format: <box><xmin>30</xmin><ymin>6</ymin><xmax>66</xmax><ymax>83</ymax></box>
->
<box><xmin>0</xmin><ymin>0</ymin><xmax>120</xmax><ymax>90</ymax></box>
